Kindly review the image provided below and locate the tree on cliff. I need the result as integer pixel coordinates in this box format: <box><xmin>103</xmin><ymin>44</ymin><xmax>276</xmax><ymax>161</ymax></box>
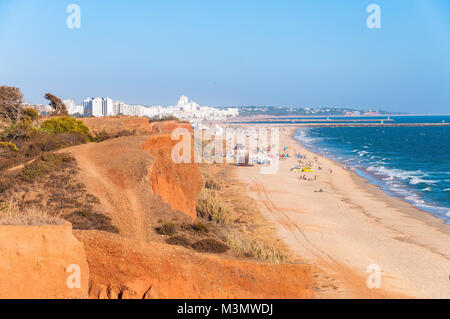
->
<box><xmin>44</xmin><ymin>93</ymin><xmax>68</xmax><ymax>116</ymax></box>
<box><xmin>0</xmin><ymin>86</ymin><xmax>24</xmax><ymax>124</ymax></box>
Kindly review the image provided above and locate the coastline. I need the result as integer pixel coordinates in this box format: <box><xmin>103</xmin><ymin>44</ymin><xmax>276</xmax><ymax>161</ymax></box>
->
<box><xmin>292</xmin><ymin>128</ymin><xmax>450</xmax><ymax>234</ymax></box>
<box><xmin>236</xmin><ymin>125</ymin><xmax>450</xmax><ymax>298</ymax></box>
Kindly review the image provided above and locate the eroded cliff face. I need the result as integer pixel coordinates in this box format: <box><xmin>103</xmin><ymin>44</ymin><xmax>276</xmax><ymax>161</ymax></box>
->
<box><xmin>76</xmin><ymin>230</ymin><xmax>314</xmax><ymax>299</ymax></box>
<box><xmin>0</xmin><ymin>223</ymin><xmax>89</xmax><ymax>299</ymax></box>
<box><xmin>141</xmin><ymin>134</ymin><xmax>201</xmax><ymax>220</ymax></box>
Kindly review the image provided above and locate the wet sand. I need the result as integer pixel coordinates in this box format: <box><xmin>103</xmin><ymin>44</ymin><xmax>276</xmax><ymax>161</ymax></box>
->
<box><xmin>237</xmin><ymin>126</ymin><xmax>450</xmax><ymax>298</ymax></box>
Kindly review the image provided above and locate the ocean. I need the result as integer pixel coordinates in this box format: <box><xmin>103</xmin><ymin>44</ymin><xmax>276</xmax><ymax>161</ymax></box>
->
<box><xmin>294</xmin><ymin>116</ymin><xmax>450</xmax><ymax>224</ymax></box>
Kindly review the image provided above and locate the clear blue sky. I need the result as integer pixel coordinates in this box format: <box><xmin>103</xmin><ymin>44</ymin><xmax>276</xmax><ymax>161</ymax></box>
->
<box><xmin>0</xmin><ymin>0</ymin><xmax>449</xmax><ymax>113</ymax></box>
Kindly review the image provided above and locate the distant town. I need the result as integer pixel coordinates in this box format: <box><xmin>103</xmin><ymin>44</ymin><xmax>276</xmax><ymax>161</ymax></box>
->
<box><xmin>28</xmin><ymin>95</ymin><xmax>403</xmax><ymax>125</ymax></box>
<box><xmin>30</xmin><ymin>95</ymin><xmax>240</xmax><ymax>124</ymax></box>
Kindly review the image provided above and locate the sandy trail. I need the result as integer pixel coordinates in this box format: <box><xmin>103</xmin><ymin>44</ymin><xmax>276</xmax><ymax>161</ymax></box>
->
<box><xmin>238</xmin><ymin>128</ymin><xmax>450</xmax><ymax>299</ymax></box>
<box><xmin>69</xmin><ymin>137</ymin><xmax>152</xmax><ymax>242</ymax></box>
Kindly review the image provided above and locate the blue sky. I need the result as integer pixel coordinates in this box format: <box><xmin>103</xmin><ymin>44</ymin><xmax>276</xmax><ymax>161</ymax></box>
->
<box><xmin>0</xmin><ymin>0</ymin><xmax>449</xmax><ymax>113</ymax></box>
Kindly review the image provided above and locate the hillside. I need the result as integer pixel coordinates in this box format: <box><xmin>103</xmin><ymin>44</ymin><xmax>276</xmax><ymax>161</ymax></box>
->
<box><xmin>0</xmin><ymin>117</ymin><xmax>315</xmax><ymax>299</ymax></box>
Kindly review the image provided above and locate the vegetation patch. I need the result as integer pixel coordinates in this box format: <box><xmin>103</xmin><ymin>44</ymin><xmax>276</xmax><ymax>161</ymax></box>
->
<box><xmin>0</xmin><ymin>141</ymin><xmax>18</xmax><ymax>153</ymax></box>
<box><xmin>0</xmin><ymin>176</ymin><xmax>13</xmax><ymax>193</ymax></box>
<box><xmin>192</xmin><ymin>222</ymin><xmax>209</xmax><ymax>233</ymax></box>
<box><xmin>166</xmin><ymin>235</ymin><xmax>192</xmax><ymax>248</ymax></box>
<box><xmin>20</xmin><ymin>153</ymin><xmax>74</xmax><ymax>183</ymax></box>
<box><xmin>0</xmin><ymin>202</ymin><xmax>64</xmax><ymax>226</ymax></box>
<box><xmin>196</xmin><ymin>164</ymin><xmax>291</xmax><ymax>263</ymax></box>
<box><xmin>64</xmin><ymin>209</ymin><xmax>119</xmax><ymax>233</ymax></box>
<box><xmin>202</xmin><ymin>173</ymin><xmax>221</xmax><ymax>190</ymax></box>
<box><xmin>191</xmin><ymin>238</ymin><xmax>229</xmax><ymax>254</ymax></box>
<box><xmin>225</xmin><ymin>232</ymin><xmax>288</xmax><ymax>263</ymax></box>
<box><xmin>21</xmin><ymin>108</ymin><xmax>39</xmax><ymax>121</ymax></box>
<box><xmin>41</xmin><ymin>116</ymin><xmax>90</xmax><ymax>137</ymax></box>
<box><xmin>156</xmin><ymin>221</ymin><xmax>176</xmax><ymax>235</ymax></box>
<box><xmin>148</xmin><ymin>115</ymin><xmax>179</xmax><ymax>123</ymax></box>
<box><xmin>196</xmin><ymin>189</ymin><xmax>233</xmax><ymax>225</ymax></box>
<box><xmin>89</xmin><ymin>129</ymin><xmax>136</xmax><ymax>143</ymax></box>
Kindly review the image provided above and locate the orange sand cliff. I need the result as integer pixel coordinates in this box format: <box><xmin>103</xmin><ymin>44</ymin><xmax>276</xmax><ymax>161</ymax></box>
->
<box><xmin>0</xmin><ymin>223</ymin><xmax>89</xmax><ymax>299</ymax></box>
<box><xmin>142</xmin><ymin>134</ymin><xmax>201</xmax><ymax>219</ymax></box>
<box><xmin>75</xmin><ymin>230</ymin><xmax>313</xmax><ymax>299</ymax></box>
<box><xmin>0</xmin><ymin>119</ymin><xmax>315</xmax><ymax>299</ymax></box>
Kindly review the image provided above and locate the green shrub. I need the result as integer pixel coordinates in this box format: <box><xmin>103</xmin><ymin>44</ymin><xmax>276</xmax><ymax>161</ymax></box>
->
<box><xmin>41</xmin><ymin>117</ymin><xmax>89</xmax><ymax>137</ymax></box>
<box><xmin>0</xmin><ymin>141</ymin><xmax>18</xmax><ymax>152</ymax></box>
<box><xmin>148</xmin><ymin>115</ymin><xmax>179</xmax><ymax>123</ymax></box>
<box><xmin>0</xmin><ymin>202</ymin><xmax>9</xmax><ymax>212</ymax></box>
<box><xmin>196</xmin><ymin>189</ymin><xmax>233</xmax><ymax>225</ymax></box>
<box><xmin>192</xmin><ymin>222</ymin><xmax>209</xmax><ymax>233</ymax></box>
<box><xmin>0</xmin><ymin>118</ymin><xmax>39</xmax><ymax>140</ymax></box>
<box><xmin>156</xmin><ymin>221</ymin><xmax>176</xmax><ymax>235</ymax></box>
<box><xmin>90</xmin><ymin>130</ymin><xmax>111</xmax><ymax>143</ymax></box>
<box><xmin>22</xmin><ymin>108</ymin><xmax>40</xmax><ymax>121</ymax></box>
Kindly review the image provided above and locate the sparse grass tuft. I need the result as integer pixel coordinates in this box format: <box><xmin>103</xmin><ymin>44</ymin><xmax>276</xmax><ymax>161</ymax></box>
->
<box><xmin>0</xmin><ymin>177</ymin><xmax>13</xmax><ymax>193</ymax></box>
<box><xmin>196</xmin><ymin>189</ymin><xmax>233</xmax><ymax>225</ymax></box>
<box><xmin>202</xmin><ymin>173</ymin><xmax>221</xmax><ymax>190</ymax></box>
<box><xmin>156</xmin><ymin>221</ymin><xmax>176</xmax><ymax>235</ymax></box>
<box><xmin>225</xmin><ymin>232</ymin><xmax>288</xmax><ymax>263</ymax></box>
<box><xmin>0</xmin><ymin>202</ymin><xmax>64</xmax><ymax>226</ymax></box>
<box><xmin>192</xmin><ymin>222</ymin><xmax>209</xmax><ymax>233</ymax></box>
<box><xmin>19</xmin><ymin>153</ymin><xmax>74</xmax><ymax>182</ymax></box>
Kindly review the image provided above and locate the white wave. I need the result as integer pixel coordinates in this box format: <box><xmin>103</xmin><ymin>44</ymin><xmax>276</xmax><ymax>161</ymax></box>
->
<box><xmin>409</xmin><ymin>177</ymin><xmax>438</xmax><ymax>185</ymax></box>
<box><xmin>367</xmin><ymin>166</ymin><xmax>437</xmax><ymax>185</ymax></box>
<box><xmin>358</xmin><ymin>151</ymin><xmax>369</xmax><ymax>157</ymax></box>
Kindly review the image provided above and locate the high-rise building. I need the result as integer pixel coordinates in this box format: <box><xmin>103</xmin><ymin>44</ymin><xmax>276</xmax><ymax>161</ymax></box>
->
<box><xmin>63</xmin><ymin>99</ymin><xmax>84</xmax><ymax>115</ymax></box>
<box><xmin>83</xmin><ymin>97</ymin><xmax>114</xmax><ymax>117</ymax></box>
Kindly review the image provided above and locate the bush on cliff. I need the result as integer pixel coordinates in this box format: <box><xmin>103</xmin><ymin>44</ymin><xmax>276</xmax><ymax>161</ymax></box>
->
<box><xmin>41</xmin><ymin>117</ymin><xmax>89</xmax><ymax>137</ymax></box>
<box><xmin>0</xmin><ymin>141</ymin><xmax>18</xmax><ymax>153</ymax></box>
<box><xmin>156</xmin><ymin>221</ymin><xmax>176</xmax><ymax>235</ymax></box>
<box><xmin>21</xmin><ymin>108</ymin><xmax>40</xmax><ymax>121</ymax></box>
<box><xmin>196</xmin><ymin>189</ymin><xmax>233</xmax><ymax>225</ymax></box>
<box><xmin>0</xmin><ymin>118</ymin><xmax>40</xmax><ymax>140</ymax></box>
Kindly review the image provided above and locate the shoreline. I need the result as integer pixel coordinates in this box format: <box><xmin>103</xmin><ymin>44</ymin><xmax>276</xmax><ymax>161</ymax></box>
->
<box><xmin>236</xmin><ymin>125</ymin><xmax>450</xmax><ymax>298</ymax></box>
<box><xmin>291</xmin><ymin>128</ymin><xmax>450</xmax><ymax>235</ymax></box>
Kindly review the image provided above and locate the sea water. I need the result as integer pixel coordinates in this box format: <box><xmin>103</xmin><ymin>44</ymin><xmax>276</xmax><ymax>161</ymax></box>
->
<box><xmin>294</xmin><ymin>116</ymin><xmax>450</xmax><ymax>224</ymax></box>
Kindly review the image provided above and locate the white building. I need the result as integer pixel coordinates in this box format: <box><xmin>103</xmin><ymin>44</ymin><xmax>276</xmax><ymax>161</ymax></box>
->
<box><xmin>63</xmin><ymin>99</ymin><xmax>84</xmax><ymax>115</ymax></box>
<box><xmin>83</xmin><ymin>97</ymin><xmax>115</xmax><ymax>117</ymax></box>
<box><xmin>69</xmin><ymin>94</ymin><xmax>239</xmax><ymax>121</ymax></box>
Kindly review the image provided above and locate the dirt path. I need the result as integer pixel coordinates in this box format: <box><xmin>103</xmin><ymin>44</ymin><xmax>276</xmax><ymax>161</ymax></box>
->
<box><xmin>70</xmin><ymin>141</ymin><xmax>147</xmax><ymax>242</ymax></box>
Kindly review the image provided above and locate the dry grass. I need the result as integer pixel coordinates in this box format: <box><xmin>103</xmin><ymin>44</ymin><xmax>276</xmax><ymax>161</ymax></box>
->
<box><xmin>196</xmin><ymin>189</ymin><xmax>234</xmax><ymax>225</ymax></box>
<box><xmin>202</xmin><ymin>172</ymin><xmax>221</xmax><ymax>190</ymax></box>
<box><xmin>225</xmin><ymin>231</ymin><xmax>288</xmax><ymax>263</ymax></box>
<box><xmin>0</xmin><ymin>153</ymin><xmax>119</xmax><ymax>233</ymax></box>
<box><xmin>197</xmin><ymin>164</ymin><xmax>292</xmax><ymax>263</ymax></box>
<box><xmin>0</xmin><ymin>201</ymin><xmax>64</xmax><ymax>226</ymax></box>
<box><xmin>156</xmin><ymin>221</ymin><xmax>176</xmax><ymax>235</ymax></box>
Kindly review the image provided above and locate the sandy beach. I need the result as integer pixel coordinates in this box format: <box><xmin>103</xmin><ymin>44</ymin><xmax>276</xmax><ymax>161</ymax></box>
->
<box><xmin>238</xmin><ymin>126</ymin><xmax>450</xmax><ymax>298</ymax></box>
